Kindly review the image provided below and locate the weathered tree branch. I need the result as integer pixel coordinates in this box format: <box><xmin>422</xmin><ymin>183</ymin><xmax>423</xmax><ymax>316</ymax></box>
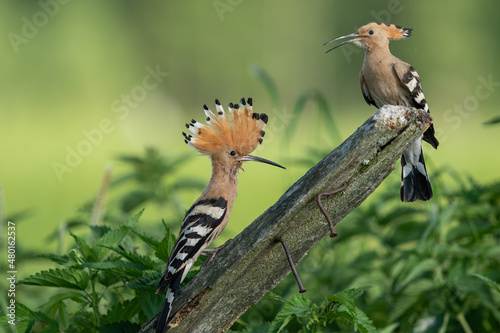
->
<box><xmin>140</xmin><ymin>105</ymin><xmax>433</xmax><ymax>333</ymax></box>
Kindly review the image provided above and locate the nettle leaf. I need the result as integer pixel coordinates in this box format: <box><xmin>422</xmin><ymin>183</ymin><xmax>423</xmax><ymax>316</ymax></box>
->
<box><xmin>38</xmin><ymin>253</ymin><xmax>71</xmax><ymax>265</ymax></box>
<box><xmin>126</xmin><ymin>226</ymin><xmax>160</xmax><ymax>250</ymax></box>
<box><xmin>137</xmin><ymin>290</ymin><xmax>164</xmax><ymax>320</ymax></box>
<box><xmin>268</xmin><ymin>295</ymin><xmax>312</xmax><ymax>333</ymax></box>
<box><xmin>106</xmin><ymin>246</ymin><xmax>158</xmax><ymax>268</ymax></box>
<box><xmin>16</xmin><ymin>302</ymin><xmax>60</xmax><ymax>333</ymax></box>
<box><xmin>40</xmin><ymin>292</ymin><xmax>86</xmax><ymax>329</ymax></box>
<box><xmin>91</xmin><ymin>226</ymin><xmax>130</xmax><ymax>262</ymax></box>
<box><xmin>82</xmin><ymin>261</ymin><xmax>146</xmax><ymax>278</ymax></box>
<box><xmin>19</xmin><ymin>268</ymin><xmax>89</xmax><ymax>291</ymax></box>
<box><xmin>89</xmin><ymin>225</ymin><xmax>112</xmax><ymax>240</ymax></box>
<box><xmin>67</xmin><ymin>311</ymin><xmax>95</xmax><ymax>331</ymax></box>
<box><xmin>327</xmin><ymin>287</ymin><xmax>370</xmax><ymax>313</ymax></box>
<box><xmin>473</xmin><ymin>274</ymin><xmax>500</xmax><ymax>295</ymax></box>
<box><xmin>70</xmin><ymin>232</ymin><xmax>92</xmax><ymax>261</ymax></box>
<box><xmin>126</xmin><ymin>209</ymin><xmax>145</xmax><ymax>226</ymax></box>
<box><xmin>101</xmin><ymin>300</ymin><xmax>141</xmax><ymax>325</ymax></box>
<box><xmin>41</xmin><ymin>291</ymin><xmax>87</xmax><ymax>310</ymax></box>
<box><xmin>336</xmin><ymin>305</ymin><xmax>377</xmax><ymax>333</ymax></box>
<box><xmin>155</xmin><ymin>228</ymin><xmax>177</xmax><ymax>263</ymax></box>
<box><xmin>327</xmin><ymin>287</ymin><xmax>376</xmax><ymax>333</ymax></box>
<box><xmin>126</xmin><ymin>269</ymin><xmax>162</xmax><ymax>291</ymax></box>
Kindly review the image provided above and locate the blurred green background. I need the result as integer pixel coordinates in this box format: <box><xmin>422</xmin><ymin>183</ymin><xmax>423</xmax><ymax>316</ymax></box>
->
<box><xmin>2</xmin><ymin>0</ymin><xmax>500</xmax><ymax>270</ymax></box>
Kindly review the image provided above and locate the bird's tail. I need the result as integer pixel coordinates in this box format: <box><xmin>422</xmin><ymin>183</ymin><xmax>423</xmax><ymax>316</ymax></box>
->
<box><xmin>400</xmin><ymin>138</ymin><xmax>433</xmax><ymax>202</ymax></box>
<box><xmin>156</xmin><ymin>274</ymin><xmax>182</xmax><ymax>333</ymax></box>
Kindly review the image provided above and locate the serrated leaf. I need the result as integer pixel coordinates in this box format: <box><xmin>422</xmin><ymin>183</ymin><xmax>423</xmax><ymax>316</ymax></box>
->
<box><xmin>106</xmin><ymin>246</ymin><xmax>158</xmax><ymax>268</ymax></box>
<box><xmin>473</xmin><ymin>274</ymin><xmax>500</xmax><ymax>295</ymax></box>
<box><xmin>39</xmin><ymin>291</ymin><xmax>87</xmax><ymax>329</ymax></box>
<box><xmin>15</xmin><ymin>302</ymin><xmax>60</xmax><ymax>333</ymax></box>
<box><xmin>91</xmin><ymin>226</ymin><xmax>130</xmax><ymax>262</ymax></box>
<box><xmin>19</xmin><ymin>268</ymin><xmax>89</xmax><ymax>291</ymax></box>
<box><xmin>325</xmin><ymin>287</ymin><xmax>376</xmax><ymax>333</ymax></box>
<box><xmin>38</xmin><ymin>253</ymin><xmax>70</xmax><ymax>265</ymax></box>
<box><xmin>268</xmin><ymin>295</ymin><xmax>312</xmax><ymax>333</ymax></box>
<box><xmin>82</xmin><ymin>261</ymin><xmax>146</xmax><ymax>278</ymax></box>
<box><xmin>70</xmin><ymin>232</ymin><xmax>92</xmax><ymax>261</ymax></box>
<box><xmin>327</xmin><ymin>287</ymin><xmax>370</xmax><ymax>313</ymax></box>
<box><xmin>137</xmin><ymin>291</ymin><xmax>164</xmax><ymax>319</ymax></box>
<box><xmin>126</xmin><ymin>226</ymin><xmax>160</xmax><ymax>249</ymax></box>
<box><xmin>89</xmin><ymin>225</ymin><xmax>111</xmax><ymax>241</ymax></box>
<box><xmin>126</xmin><ymin>209</ymin><xmax>145</xmax><ymax>226</ymax></box>
<box><xmin>155</xmin><ymin>228</ymin><xmax>176</xmax><ymax>263</ymax></box>
<box><xmin>126</xmin><ymin>270</ymin><xmax>162</xmax><ymax>291</ymax></box>
<box><xmin>336</xmin><ymin>304</ymin><xmax>377</xmax><ymax>333</ymax></box>
<box><xmin>41</xmin><ymin>291</ymin><xmax>87</xmax><ymax>309</ymax></box>
<box><xmin>101</xmin><ymin>300</ymin><xmax>140</xmax><ymax>325</ymax></box>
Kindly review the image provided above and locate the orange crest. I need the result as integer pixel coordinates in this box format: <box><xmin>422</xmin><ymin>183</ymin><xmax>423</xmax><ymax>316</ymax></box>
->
<box><xmin>182</xmin><ymin>98</ymin><xmax>267</xmax><ymax>156</ymax></box>
<box><xmin>374</xmin><ymin>22</ymin><xmax>412</xmax><ymax>40</ymax></box>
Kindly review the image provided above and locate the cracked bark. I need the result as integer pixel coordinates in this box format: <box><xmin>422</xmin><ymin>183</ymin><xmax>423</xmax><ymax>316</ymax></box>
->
<box><xmin>140</xmin><ymin>105</ymin><xmax>433</xmax><ymax>333</ymax></box>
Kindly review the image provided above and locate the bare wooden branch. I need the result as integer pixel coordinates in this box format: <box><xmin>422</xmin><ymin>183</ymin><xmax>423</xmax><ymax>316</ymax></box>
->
<box><xmin>140</xmin><ymin>105</ymin><xmax>433</xmax><ymax>333</ymax></box>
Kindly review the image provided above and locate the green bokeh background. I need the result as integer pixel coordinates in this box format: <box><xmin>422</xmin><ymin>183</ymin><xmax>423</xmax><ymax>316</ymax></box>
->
<box><xmin>2</xmin><ymin>1</ymin><xmax>499</xmax><ymax>265</ymax></box>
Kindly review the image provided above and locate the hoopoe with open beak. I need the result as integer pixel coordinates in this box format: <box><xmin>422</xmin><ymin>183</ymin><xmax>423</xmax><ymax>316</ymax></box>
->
<box><xmin>155</xmin><ymin>98</ymin><xmax>285</xmax><ymax>332</ymax></box>
<box><xmin>324</xmin><ymin>22</ymin><xmax>439</xmax><ymax>202</ymax></box>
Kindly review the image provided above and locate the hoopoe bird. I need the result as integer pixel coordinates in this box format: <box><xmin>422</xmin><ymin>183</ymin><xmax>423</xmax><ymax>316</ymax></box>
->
<box><xmin>324</xmin><ymin>22</ymin><xmax>439</xmax><ymax>202</ymax></box>
<box><xmin>155</xmin><ymin>98</ymin><xmax>285</xmax><ymax>332</ymax></box>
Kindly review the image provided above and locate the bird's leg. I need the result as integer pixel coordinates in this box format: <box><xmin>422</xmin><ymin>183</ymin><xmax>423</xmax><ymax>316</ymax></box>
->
<box><xmin>200</xmin><ymin>239</ymin><xmax>232</xmax><ymax>266</ymax></box>
<box><xmin>317</xmin><ymin>183</ymin><xmax>348</xmax><ymax>238</ymax></box>
<box><xmin>277</xmin><ymin>237</ymin><xmax>307</xmax><ymax>293</ymax></box>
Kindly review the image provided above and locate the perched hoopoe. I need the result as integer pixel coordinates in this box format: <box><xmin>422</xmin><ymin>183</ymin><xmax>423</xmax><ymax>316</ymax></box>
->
<box><xmin>155</xmin><ymin>98</ymin><xmax>285</xmax><ymax>333</ymax></box>
<box><xmin>325</xmin><ymin>22</ymin><xmax>439</xmax><ymax>202</ymax></box>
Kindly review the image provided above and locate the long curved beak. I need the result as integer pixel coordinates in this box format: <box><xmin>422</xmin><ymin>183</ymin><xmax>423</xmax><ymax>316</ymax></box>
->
<box><xmin>323</xmin><ymin>32</ymin><xmax>364</xmax><ymax>53</ymax></box>
<box><xmin>238</xmin><ymin>155</ymin><xmax>286</xmax><ymax>169</ymax></box>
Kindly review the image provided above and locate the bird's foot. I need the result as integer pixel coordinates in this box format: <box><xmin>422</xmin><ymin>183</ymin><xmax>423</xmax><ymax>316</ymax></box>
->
<box><xmin>200</xmin><ymin>239</ymin><xmax>231</xmax><ymax>267</ymax></box>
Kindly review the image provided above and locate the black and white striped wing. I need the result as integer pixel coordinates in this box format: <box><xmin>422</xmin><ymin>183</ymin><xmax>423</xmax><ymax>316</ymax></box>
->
<box><xmin>156</xmin><ymin>197</ymin><xmax>228</xmax><ymax>294</ymax></box>
<box><xmin>393</xmin><ymin>61</ymin><xmax>439</xmax><ymax>149</ymax></box>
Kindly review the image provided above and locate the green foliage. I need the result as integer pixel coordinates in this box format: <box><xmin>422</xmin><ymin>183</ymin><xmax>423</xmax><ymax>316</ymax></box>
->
<box><xmin>250</xmin><ymin>65</ymin><xmax>341</xmax><ymax>153</ymax></box>
<box><xmin>236</xmin><ymin>170</ymin><xmax>500</xmax><ymax>332</ymax></box>
<box><xmin>264</xmin><ymin>288</ymin><xmax>376</xmax><ymax>333</ymax></box>
<box><xmin>3</xmin><ymin>147</ymin><xmax>499</xmax><ymax>332</ymax></box>
<box><xmin>0</xmin><ymin>148</ymin><xmax>205</xmax><ymax>333</ymax></box>
<box><xmin>112</xmin><ymin>147</ymin><xmax>206</xmax><ymax>214</ymax></box>
<box><xmin>10</xmin><ymin>206</ymin><xmax>203</xmax><ymax>332</ymax></box>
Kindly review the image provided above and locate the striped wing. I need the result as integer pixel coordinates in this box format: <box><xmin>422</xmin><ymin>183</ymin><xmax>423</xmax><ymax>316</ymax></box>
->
<box><xmin>393</xmin><ymin>61</ymin><xmax>439</xmax><ymax>149</ymax></box>
<box><xmin>156</xmin><ymin>197</ymin><xmax>228</xmax><ymax>294</ymax></box>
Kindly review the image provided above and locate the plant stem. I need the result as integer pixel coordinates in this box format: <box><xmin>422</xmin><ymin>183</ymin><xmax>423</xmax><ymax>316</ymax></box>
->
<box><xmin>456</xmin><ymin>312</ymin><xmax>472</xmax><ymax>333</ymax></box>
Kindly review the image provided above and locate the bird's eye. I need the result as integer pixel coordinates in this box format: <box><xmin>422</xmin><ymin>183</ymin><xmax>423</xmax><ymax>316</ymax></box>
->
<box><xmin>230</xmin><ymin>151</ymin><xmax>236</xmax><ymax>156</ymax></box>
<box><xmin>369</xmin><ymin>30</ymin><xmax>374</xmax><ymax>35</ymax></box>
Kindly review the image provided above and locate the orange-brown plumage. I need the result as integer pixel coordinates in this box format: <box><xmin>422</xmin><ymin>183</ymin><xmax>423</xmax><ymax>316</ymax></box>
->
<box><xmin>183</xmin><ymin>98</ymin><xmax>267</xmax><ymax>157</ymax></box>
<box><xmin>324</xmin><ymin>22</ymin><xmax>439</xmax><ymax>202</ymax></box>
<box><xmin>156</xmin><ymin>97</ymin><xmax>283</xmax><ymax>333</ymax></box>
